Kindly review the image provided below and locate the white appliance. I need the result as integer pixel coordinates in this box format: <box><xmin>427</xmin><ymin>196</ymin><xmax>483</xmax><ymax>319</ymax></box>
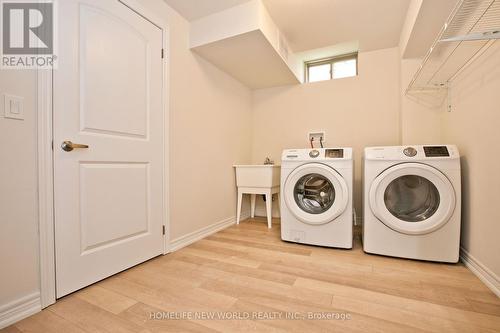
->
<box><xmin>363</xmin><ymin>145</ymin><xmax>461</xmax><ymax>262</ymax></box>
<box><xmin>281</xmin><ymin>148</ymin><xmax>353</xmax><ymax>248</ymax></box>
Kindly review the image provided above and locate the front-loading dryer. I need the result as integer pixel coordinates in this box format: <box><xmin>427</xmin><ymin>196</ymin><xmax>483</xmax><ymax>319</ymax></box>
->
<box><xmin>363</xmin><ymin>145</ymin><xmax>461</xmax><ymax>262</ymax></box>
<box><xmin>280</xmin><ymin>148</ymin><xmax>353</xmax><ymax>248</ymax></box>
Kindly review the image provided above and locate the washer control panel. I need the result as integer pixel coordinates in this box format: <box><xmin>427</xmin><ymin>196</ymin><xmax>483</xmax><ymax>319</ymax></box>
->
<box><xmin>403</xmin><ymin>147</ymin><xmax>417</xmax><ymax>157</ymax></box>
<box><xmin>282</xmin><ymin>148</ymin><xmax>353</xmax><ymax>161</ymax></box>
<box><xmin>309</xmin><ymin>149</ymin><xmax>320</xmax><ymax>158</ymax></box>
<box><xmin>424</xmin><ymin>146</ymin><xmax>450</xmax><ymax>157</ymax></box>
<box><xmin>325</xmin><ymin>149</ymin><xmax>344</xmax><ymax>158</ymax></box>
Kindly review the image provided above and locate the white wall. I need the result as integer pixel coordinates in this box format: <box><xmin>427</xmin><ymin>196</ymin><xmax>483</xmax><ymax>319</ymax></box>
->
<box><xmin>137</xmin><ymin>0</ymin><xmax>254</xmax><ymax>240</ymax></box>
<box><xmin>190</xmin><ymin>0</ymin><xmax>260</xmax><ymax>48</ymax></box>
<box><xmin>0</xmin><ymin>71</ymin><xmax>40</xmax><ymax>315</ymax></box>
<box><xmin>400</xmin><ymin>58</ymin><xmax>444</xmax><ymax>144</ymax></box>
<box><xmin>399</xmin><ymin>0</ymin><xmax>423</xmax><ymax>57</ymax></box>
<box><xmin>443</xmin><ymin>42</ymin><xmax>500</xmax><ymax>281</ymax></box>
<box><xmin>251</xmin><ymin>47</ymin><xmax>402</xmax><ymax>216</ymax></box>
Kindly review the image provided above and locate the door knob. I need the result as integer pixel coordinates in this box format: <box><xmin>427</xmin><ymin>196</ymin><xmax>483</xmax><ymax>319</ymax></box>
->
<box><xmin>61</xmin><ymin>140</ymin><xmax>89</xmax><ymax>152</ymax></box>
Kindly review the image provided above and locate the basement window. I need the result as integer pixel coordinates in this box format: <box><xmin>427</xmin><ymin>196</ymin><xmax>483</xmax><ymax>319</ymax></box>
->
<box><xmin>305</xmin><ymin>53</ymin><xmax>358</xmax><ymax>83</ymax></box>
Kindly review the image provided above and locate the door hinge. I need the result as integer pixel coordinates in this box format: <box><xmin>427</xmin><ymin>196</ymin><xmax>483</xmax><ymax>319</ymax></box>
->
<box><xmin>51</xmin><ymin>140</ymin><xmax>54</xmax><ymax>150</ymax></box>
<box><xmin>161</xmin><ymin>48</ymin><xmax>165</xmax><ymax>59</ymax></box>
<box><xmin>162</xmin><ymin>225</ymin><xmax>165</xmax><ymax>235</ymax></box>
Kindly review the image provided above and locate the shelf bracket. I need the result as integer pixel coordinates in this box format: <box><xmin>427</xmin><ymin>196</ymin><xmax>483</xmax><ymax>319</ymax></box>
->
<box><xmin>439</xmin><ymin>30</ymin><xmax>500</xmax><ymax>42</ymax></box>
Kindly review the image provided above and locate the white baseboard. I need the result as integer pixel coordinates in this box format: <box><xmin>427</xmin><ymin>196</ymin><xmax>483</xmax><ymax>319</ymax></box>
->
<box><xmin>0</xmin><ymin>292</ymin><xmax>41</xmax><ymax>329</ymax></box>
<box><xmin>460</xmin><ymin>247</ymin><xmax>500</xmax><ymax>297</ymax></box>
<box><xmin>169</xmin><ymin>211</ymin><xmax>250</xmax><ymax>252</ymax></box>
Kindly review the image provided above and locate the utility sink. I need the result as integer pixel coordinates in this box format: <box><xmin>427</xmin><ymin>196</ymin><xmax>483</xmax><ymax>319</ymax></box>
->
<box><xmin>233</xmin><ymin>165</ymin><xmax>280</xmax><ymax>188</ymax></box>
<box><xmin>233</xmin><ymin>165</ymin><xmax>281</xmax><ymax>228</ymax></box>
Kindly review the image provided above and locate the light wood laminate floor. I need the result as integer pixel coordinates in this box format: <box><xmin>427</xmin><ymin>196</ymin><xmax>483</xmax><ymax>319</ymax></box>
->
<box><xmin>3</xmin><ymin>218</ymin><xmax>500</xmax><ymax>332</ymax></box>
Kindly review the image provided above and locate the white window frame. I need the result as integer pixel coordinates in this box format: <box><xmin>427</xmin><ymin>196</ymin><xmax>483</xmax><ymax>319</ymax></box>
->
<box><xmin>305</xmin><ymin>52</ymin><xmax>358</xmax><ymax>83</ymax></box>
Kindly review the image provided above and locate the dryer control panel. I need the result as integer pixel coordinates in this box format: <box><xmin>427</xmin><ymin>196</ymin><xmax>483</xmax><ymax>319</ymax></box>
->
<box><xmin>364</xmin><ymin>145</ymin><xmax>459</xmax><ymax>161</ymax></box>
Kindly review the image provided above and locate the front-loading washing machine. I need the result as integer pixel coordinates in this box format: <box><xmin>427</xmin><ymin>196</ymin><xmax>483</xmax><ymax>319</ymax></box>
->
<box><xmin>280</xmin><ymin>148</ymin><xmax>353</xmax><ymax>248</ymax></box>
<box><xmin>363</xmin><ymin>145</ymin><xmax>461</xmax><ymax>262</ymax></box>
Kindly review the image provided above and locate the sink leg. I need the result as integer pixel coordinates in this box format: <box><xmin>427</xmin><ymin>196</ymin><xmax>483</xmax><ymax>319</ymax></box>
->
<box><xmin>236</xmin><ymin>189</ymin><xmax>243</xmax><ymax>224</ymax></box>
<box><xmin>276</xmin><ymin>192</ymin><xmax>281</xmax><ymax>216</ymax></box>
<box><xmin>265</xmin><ymin>192</ymin><xmax>272</xmax><ymax>228</ymax></box>
<box><xmin>250</xmin><ymin>194</ymin><xmax>256</xmax><ymax>218</ymax></box>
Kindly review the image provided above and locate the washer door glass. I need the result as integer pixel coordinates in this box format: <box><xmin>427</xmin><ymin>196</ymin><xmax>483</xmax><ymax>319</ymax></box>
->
<box><xmin>294</xmin><ymin>173</ymin><xmax>336</xmax><ymax>214</ymax></box>
<box><xmin>284</xmin><ymin>163</ymin><xmax>348</xmax><ymax>225</ymax></box>
<box><xmin>384</xmin><ymin>175</ymin><xmax>440</xmax><ymax>222</ymax></box>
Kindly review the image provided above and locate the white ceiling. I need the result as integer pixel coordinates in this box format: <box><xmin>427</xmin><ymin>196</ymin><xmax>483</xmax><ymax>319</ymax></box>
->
<box><xmin>163</xmin><ymin>0</ymin><xmax>251</xmax><ymax>20</ymax></box>
<box><xmin>164</xmin><ymin>0</ymin><xmax>412</xmax><ymax>52</ymax></box>
<box><xmin>262</xmin><ymin>0</ymin><xmax>411</xmax><ymax>52</ymax></box>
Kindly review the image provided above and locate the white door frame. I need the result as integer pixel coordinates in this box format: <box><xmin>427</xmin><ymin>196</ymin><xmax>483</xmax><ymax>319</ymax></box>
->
<box><xmin>36</xmin><ymin>0</ymin><xmax>170</xmax><ymax>308</ymax></box>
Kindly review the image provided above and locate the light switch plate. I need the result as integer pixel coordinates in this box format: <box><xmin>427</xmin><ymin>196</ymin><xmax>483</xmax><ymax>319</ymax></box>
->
<box><xmin>3</xmin><ymin>94</ymin><xmax>24</xmax><ymax>120</ymax></box>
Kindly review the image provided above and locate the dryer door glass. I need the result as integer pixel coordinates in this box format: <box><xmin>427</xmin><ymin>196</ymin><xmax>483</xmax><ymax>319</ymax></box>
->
<box><xmin>294</xmin><ymin>173</ymin><xmax>336</xmax><ymax>214</ymax></box>
<box><xmin>384</xmin><ymin>175</ymin><xmax>440</xmax><ymax>222</ymax></box>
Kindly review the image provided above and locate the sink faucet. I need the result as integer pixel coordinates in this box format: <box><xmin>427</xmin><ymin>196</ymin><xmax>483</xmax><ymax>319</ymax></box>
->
<box><xmin>264</xmin><ymin>157</ymin><xmax>274</xmax><ymax>165</ymax></box>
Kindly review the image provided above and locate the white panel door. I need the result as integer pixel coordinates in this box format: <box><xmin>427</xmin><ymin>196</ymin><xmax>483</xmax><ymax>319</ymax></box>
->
<box><xmin>54</xmin><ymin>0</ymin><xmax>165</xmax><ymax>297</ymax></box>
